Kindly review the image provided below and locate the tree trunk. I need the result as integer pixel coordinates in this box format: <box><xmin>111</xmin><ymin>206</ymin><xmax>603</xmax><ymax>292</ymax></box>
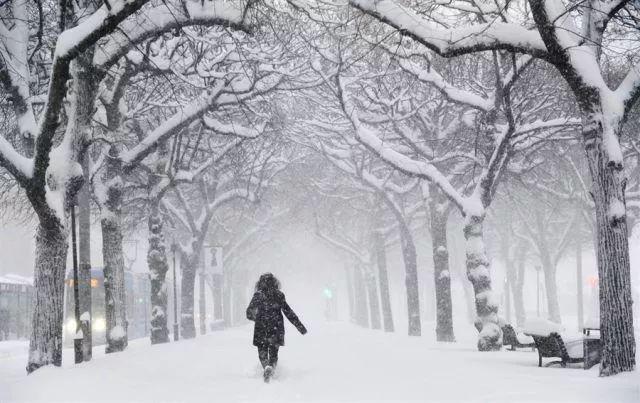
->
<box><xmin>399</xmin><ymin>221</ymin><xmax>421</xmax><ymax>336</ymax></box>
<box><xmin>101</xmin><ymin>148</ymin><xmax>128</xmax><ymax>352</ymax></box>
<box><xmin>541</xmin><ymin>257</ymin><xmax>561</xmax><ymax>324</ymax></box>
<box><xmin>27</xmin><ymin>221</ymin><xmax>68</xmax><ymax>373</ymax></box>
<box><xmin>353</xmin><ymin>264</ymin><xmax>369</xmax><ymax>328</ymax></box>
<box><xmin>513</xmin><ymin>247</ymin><xmax>526</xmax><ymax>328</ymax></box>
<box><xmin>581</xmin><ymin>115</ymin><xmax>635</xmax><ymax>375</ymax></box>
<box><xmin>222</xmin><ymin>271</ymin><xmax>232</xmax><ymax>327</ymax></box>
<box><xmin>364</xmin><ymin>266</ymin><xmax>381</xmax><ymax>330</ymax></box>
<box><xmin>78</xmin><ymin>153</ymin><xmax>92</xmax><ymax>360</ymax></box>
<box><xmin>422</xmin><ymin>268</ymin><xmax>436</xmax><ymax>322</ymax></box>
<box><xmin>373</xmin><ymin>232</ymin><xmax>394</xmax><ymax>332</ymax></box>
<box><xmin>344</xmin><ymin>264</ymin><xmax>356</xmax><ymax>323</ymax></box>
<box><xmin>147</xmin><ymin>201</ymin><xmax>170</xmax><ymax>344</ymax></box>
<box><xmin>500</xmin><ymin>236</ymin><xmax>514</xmax><ymax>325</ymax></box>
<box><xmin>576</xmin><ymin>241</ymin><xmax>584</xmax><ymax>330</ymax></box>
<box><xmin>199</xmin><ymin>270</ymin><xmax>207</xmax><ymax>334</ymax></box>
<box><xmin>179</xmin><ymin>252</ymin><xmax>197</xmax><ymax>339</ymax></box>
<box><xmin>504</xmin><ymin>277</ymin><xmax>511</xmax><ymax>324</ymax></box>
<box><xmin>101</xmin><ymin>219</ymin><xmax>128</xmax><ymax>352</ymax></box>
<box><xmin>74</xmin><ymin>46</ymin><xmax>98</xmax><ymax>361</ymax></box>
<box><xmin>429</xmin><ymin>204</ymin><xmax>455</xmax><ymax>342</ymax></box>
<box><xmin>212</xmin><ymin>273</ymin><xmax>223</xmax><ymax>321</ymax></box>
<box><xmin>463</xmin><ymin>215</ymin><xmax>501</xmax><ymax>350</ymax></box>
<box><xmin>232</xmin><ymin>271</ymin><xmax>247</xmax><ymax>325</ymax></box>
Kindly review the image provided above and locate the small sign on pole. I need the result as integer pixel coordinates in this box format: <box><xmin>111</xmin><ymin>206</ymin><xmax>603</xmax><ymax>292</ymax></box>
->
<box><xmin>204</xmin><ymin>246</ymin><xmax>223</xmax><ymax>274</ymax></box>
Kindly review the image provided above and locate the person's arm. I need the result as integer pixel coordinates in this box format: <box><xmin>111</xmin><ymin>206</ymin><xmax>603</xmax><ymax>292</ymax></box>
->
<box><xmin>246</xmin><ymin>292</ymin><xmax>262</xmax><ymax>321</ymax></box>
<box><xmin>281</xmin><ymin>294</ymin><xmax>307</xmax><ymax>334</ymax></box>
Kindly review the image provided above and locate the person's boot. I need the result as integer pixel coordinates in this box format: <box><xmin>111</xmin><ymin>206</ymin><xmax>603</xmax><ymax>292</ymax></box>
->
<box><xmin>263</xmin><ymin>365</ymin><xmax>274</xmax><ymax>383</ymax></box>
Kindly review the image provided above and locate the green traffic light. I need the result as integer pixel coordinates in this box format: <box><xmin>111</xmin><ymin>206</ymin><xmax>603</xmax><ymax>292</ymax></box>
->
<box><xmin>323</xmin><ymin>288</ymin><xmax>333</xmax><ymax>299</ymax></box>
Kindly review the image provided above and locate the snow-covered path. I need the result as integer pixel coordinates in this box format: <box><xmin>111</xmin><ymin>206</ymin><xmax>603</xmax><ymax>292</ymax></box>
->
<box><xmin>1</xmin><ymin>322</ymin><xmax>638</xmax><ymax>403</ymax></box>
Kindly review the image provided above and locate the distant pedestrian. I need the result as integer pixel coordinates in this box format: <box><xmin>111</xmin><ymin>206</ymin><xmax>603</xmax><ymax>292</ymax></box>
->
<box><xmin>246</xmin><ymin>273</ymin><xmax>307</xmax><ymax>382</ymax></box>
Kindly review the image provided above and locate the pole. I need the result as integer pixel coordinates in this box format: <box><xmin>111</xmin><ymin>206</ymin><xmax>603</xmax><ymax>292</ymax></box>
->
<box><xmin>536</xmin><ymin>267</ymin><xmax>540</xmax><ymax>317</ymax></box>
<box><xmin>199</xmin><ymin>270</ymin><xmax>206</xmax><ymax>335</ymax></box>
<box><xmin>576</xmin><ymin>240</ymin><xmax>584</xmax><ymax>330</ymax></box>
<box><xmin>78</xmin><ymin>152</ymin><xmax>92</xmax><ymax>361</ymax></box>
<box><xmin>71</xmin><ymin>205</ymin><xmax>83</xmax><ymax>364</ymax></box>
<box><xmin>172</xmin><ymin>244</ymin><xmax>179</xmax><ymax>341</ymax></box>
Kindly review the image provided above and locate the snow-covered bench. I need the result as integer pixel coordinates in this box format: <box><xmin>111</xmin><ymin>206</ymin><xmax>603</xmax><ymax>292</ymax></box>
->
<box><xmin>501</xmin><ymin>324</ymin><xmax>535</xmax><ymax>351</ymax></box>
<box><xmin>522</xmin><ymin>318</ymin><xmax>586</xmax><ymax>367</ymax></box>
<box><xmin>529</xmin><ymin>332</ymin><xmax>585</xmax><ymax>367</ymax></box>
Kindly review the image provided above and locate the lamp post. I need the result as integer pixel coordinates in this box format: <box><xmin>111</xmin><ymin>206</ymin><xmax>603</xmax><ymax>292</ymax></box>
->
<box><xmin>70</xmin><ymin>204</ymin><xmax>83</xmax><ymax>363</ymax></box>
<box><xmin>171</xmin><ymin>241</ymin><xmax>179</xmax><ymax>341</ymax></box>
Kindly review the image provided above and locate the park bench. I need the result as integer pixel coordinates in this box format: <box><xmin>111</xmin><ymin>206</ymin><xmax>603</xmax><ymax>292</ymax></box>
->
<box><xmin>501</xmin><ymin>324</ymin><xmax>535</xmax><ymax>351</ymax></box>
<box><xmin>529</xmin><ymin>332</ymin><xmax>584</xmax><ymax>368</ymax></box>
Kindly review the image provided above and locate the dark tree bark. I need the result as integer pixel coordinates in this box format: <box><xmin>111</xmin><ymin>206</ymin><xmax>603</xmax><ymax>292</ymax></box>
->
<box><xmin>179</xmin><ymin>251</ymin><xmax>197</xmax><ymax>339</ymax></box>
<box><xmin>583</xmin><ymin>121</ymin><xmax>636</xmax><ymax>375</ymax></box>
<box><xmin>382</xmin><ymin>194</ymin><xmax>421</xmax><ymax>336</ymax></box>
<box><xmin>540</xmin><ymin>255</ymin><xmax>561</xmax><ymax>324</ymax></box>
<box><xmin>101</xmin><ymin>147</ymin><xmax>128</xmax><ymax>352</ymax></box>
<box><xmin>428</xmin><ymin>198</ymin><xmax>454</xmax><ymax>342</ymax></box>
<box><xmin>147</xmin><ymin>199</ymin><xmax>170</xmax><ymax>344</ymax></box>
<box><xmin>398</xmin><ymin>220</ymin><xmax>421</xmax><ymax>336</ymax></box>
<box><xmin>528</xmin><ymin>1</ymin><xmax>636</xmax><ymax>376</ymax></box>
<box><xmin>26</xmin><ymin>221</ymin><xmax>68</xmax><ymax>373</ymax></box>
<box><xmin>373</xmin><ymin>232</ymin><xmax>394</xmax><ymax>332</ymax></box>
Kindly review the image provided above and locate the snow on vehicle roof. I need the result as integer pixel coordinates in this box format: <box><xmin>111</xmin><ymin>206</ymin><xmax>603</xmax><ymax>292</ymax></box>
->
<box><xmin>0</xmin><ymin>273</ymin><xmax>33</xmax><ymax>285</ymax></box>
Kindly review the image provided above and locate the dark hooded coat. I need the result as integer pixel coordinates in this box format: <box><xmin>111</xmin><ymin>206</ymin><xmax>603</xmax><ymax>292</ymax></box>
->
<box><xmin>246</xmin><ymin>289</ymin><xmax>307</xmax><ymax>346</ymax></box>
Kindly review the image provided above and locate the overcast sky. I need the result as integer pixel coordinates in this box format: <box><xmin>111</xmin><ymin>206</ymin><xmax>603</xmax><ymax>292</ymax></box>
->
<box><xmin>0</xmin><ymin>218</ymin><xmax>148</xmax><ymax>278</ymax></box>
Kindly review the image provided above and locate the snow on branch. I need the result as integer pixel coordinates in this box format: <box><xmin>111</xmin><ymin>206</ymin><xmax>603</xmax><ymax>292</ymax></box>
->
<box><xmin>0</xmin><ymin>4</ymin><xmax>37</xmax><ymax>140</ymax></box>
<box><xmin>121</xmin><ymin>81</ymin><xmax>228</xmax><ymax>169</ymax></box>
<box><xmin>222</xmin><ymin>208</ymin><xmax>289</xmax><ymax>266</ymax></box>
<box><xmin>315</xmin><ymin>223</ymin><xmax>369</xmax><ymax>264</ymax></box>
<box><xmin>33</xmin><ymin>0</ymin><xmax>149</xmax><ymax>181</ymax></box>
<box><xmin>349</xmin><ymin>0</ymin><xmax>548</xmax><ymax>58</ymax></box>
<box><xmin>202</xmin><ymin>116</ymin><xmax>265</xmax><ymax>138</ymax></box>
<box><xmin>616</xmin><ymin>63</ymin><xmax>640</xmax><ymax>115</ymax></box>
<box><xmin>0</xmin><ymin>136</ymin><xmax>34</xmax><ymax>182</ymax></box>
<box><xmin>93</xmin><ymin>0</ymin><xmax>251</xmax><ymax>70</ymax></box>
<box><xmin>397</xmin><ymin>58</ymin><xmax>493</xmax><ymax>111</ymax></box>
<box><xmin>336</xmin><ymin>76</ymin><xmax>468</xmax><ymax>213</ymax></box>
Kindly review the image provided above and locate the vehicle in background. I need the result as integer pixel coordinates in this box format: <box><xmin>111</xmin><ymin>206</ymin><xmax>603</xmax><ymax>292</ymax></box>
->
<box><xmin>0</xmin><ymin>274</ymin><xmax>33</xmax><ymax>341</ymax></box>
<box><xmin>64</xmin><ymin>268</ymin><xmax>151</xmax><ymax>345</ymax></box>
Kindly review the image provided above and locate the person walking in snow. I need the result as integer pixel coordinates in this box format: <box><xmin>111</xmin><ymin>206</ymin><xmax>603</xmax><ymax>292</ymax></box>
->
<box><xmin>246</xmin><ymin>273</ymin><xmax>307</xmax><ymax>382</ymax></box>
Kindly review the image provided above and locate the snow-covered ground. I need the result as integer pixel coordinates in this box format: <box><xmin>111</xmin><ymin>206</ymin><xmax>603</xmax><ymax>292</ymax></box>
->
<box><xmin>1</xmin><ymin>322</ymin><xmax>637</xmax><ymax>403</ymax></box>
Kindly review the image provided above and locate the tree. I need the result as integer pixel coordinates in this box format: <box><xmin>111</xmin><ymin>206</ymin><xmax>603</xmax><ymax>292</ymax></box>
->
<box><xmin>310</xmin><ymin>39</ymin><xmax>572</xmax><ymax>349</ymax></box>
<box><xmin>349</xmin><ymin>0</ymin><xmax>638</xmax><ymax>375</ymax></box>
<box><xmin>317</xmin><ymin>142</ymin><xmax>423</xmax><ymax>335</ymax></box>
<box><xmin>162</xmin><ymin>136</ymin><xmax>283</xmax><ymax>338</ymax></box>
<box><xmin>91</xmin><ymin>24</ymin><xmax>285</xmax><ymax>347</ymax></box>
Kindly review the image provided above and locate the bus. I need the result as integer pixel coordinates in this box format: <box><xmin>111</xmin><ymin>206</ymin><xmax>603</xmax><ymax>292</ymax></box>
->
<box><xmin>64</xmin><ymin>268</ymin><xmax>151</xmax><ymax>345</ymax></box>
